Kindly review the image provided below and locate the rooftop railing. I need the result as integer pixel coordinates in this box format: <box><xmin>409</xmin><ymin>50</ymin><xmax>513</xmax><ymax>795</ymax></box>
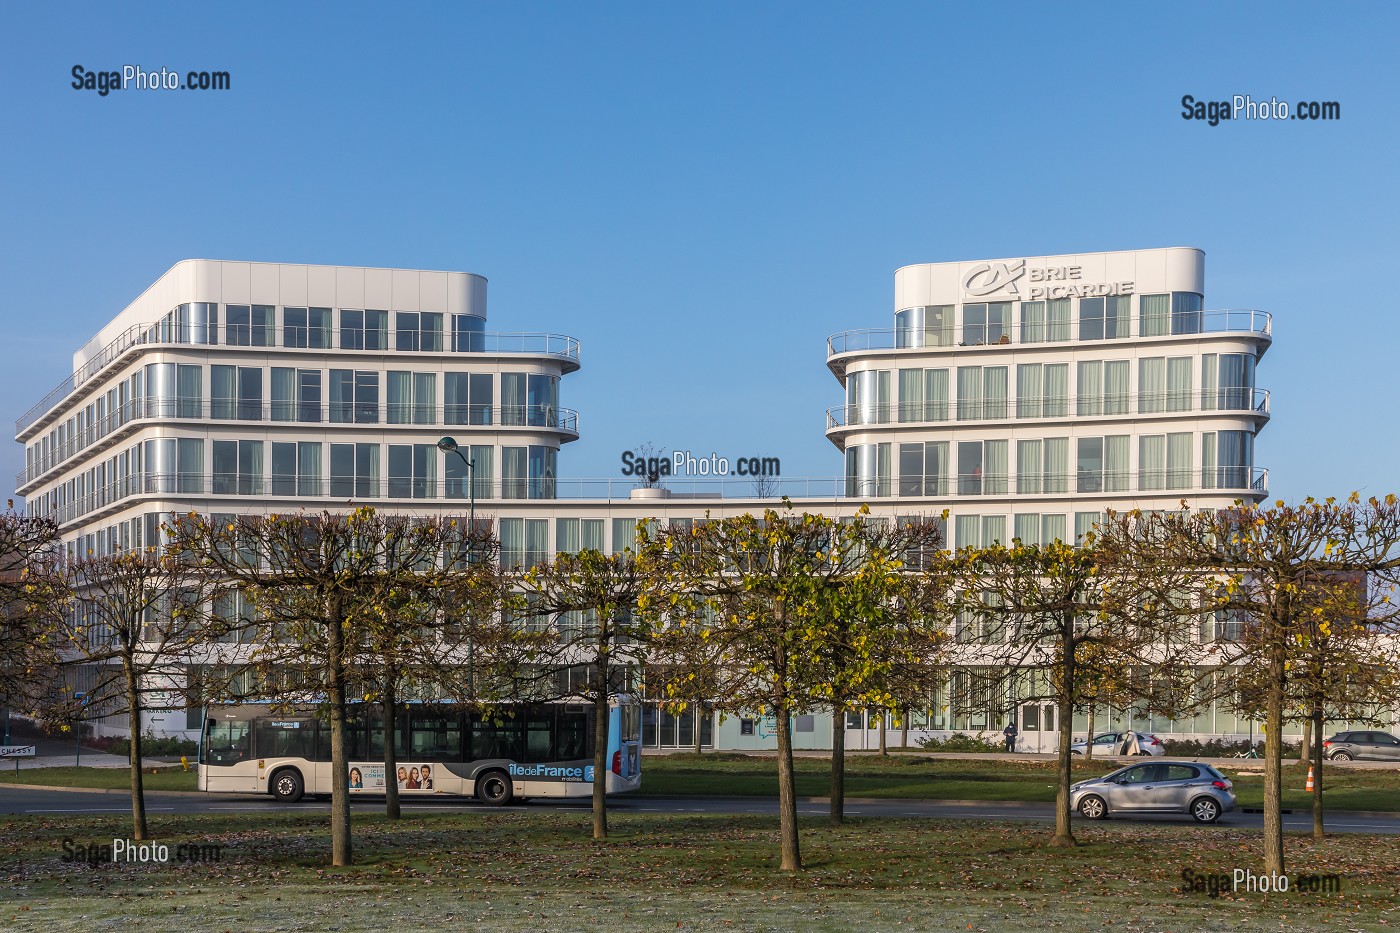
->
<box><xmin>16</xmin><ymin>322</ymin><xmax>581</xmax><ymax>436</ymax></box>
<box><xmin>827</xmin><ymin>309</ymin><xmax>1272</xmax><ymax>357</ymax></box>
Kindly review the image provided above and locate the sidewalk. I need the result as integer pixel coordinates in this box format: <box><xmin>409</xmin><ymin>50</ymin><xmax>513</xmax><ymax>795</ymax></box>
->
<box><xmin>2</xmin><ymin>738</ymin><xmax>179</xmax><ymax>771</ymax></box>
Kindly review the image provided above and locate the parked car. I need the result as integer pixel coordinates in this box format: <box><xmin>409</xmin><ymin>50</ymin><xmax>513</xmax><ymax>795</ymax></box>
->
<box><xmin>1068</xmin><ymin>731</ymin><xmax>1164</xmax><ymax>756</ymax></box>
<box><xmin>1070</xmin><ymin>760</ymin><xmax>1235</xmax><ymax>823</ymax></box>
<box><xmin>1323</xmin><ymin>731</ymin><xmax>1400</xmax><ymax>761</ymax></box>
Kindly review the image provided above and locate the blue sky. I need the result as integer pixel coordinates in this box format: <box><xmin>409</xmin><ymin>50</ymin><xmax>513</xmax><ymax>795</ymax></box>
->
<box><xmin>1</xmin><ymin>2</ymin><xmax>1395</xmax><ymax>503</ymax></box>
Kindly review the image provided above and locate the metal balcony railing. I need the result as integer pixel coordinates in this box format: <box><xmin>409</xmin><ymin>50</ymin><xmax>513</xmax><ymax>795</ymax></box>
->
<box><xmin>825</xmin><ymin>388</ymin><xmax>1271</xmax><ymax>429</ymax></box>
<box><xmin>16</xmin><ymin>322</ymin><xmax>581</xmax><ymax>436</ymax></box>
<box><xmin>37</xmin><ymin>466</ymin><xmax>1269</xmax><ymax>530</ymax></box>
<box><xmin>826</xmin><ymin>309</ymin><xmax>1272</xmax><ymax>357</ymax></box>
<box><xmin>17</xmin><ymin>400</ymin><xmax>579</xmax><ymax>490</ymax></box>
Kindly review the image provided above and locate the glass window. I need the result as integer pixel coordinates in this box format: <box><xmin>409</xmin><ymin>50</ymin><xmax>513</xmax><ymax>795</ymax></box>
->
<box><xmin>330</xmin><ymin>443</ymin><xmax>380</xmax><ymax>498</ymax></box>
<box><xmin>1218</xmin><ymin>431</ymin><xmax>1253</xmax><ymax>489</ymax></box>
<box><xmin>1166</xmin><ymin>357</ymin><xmax>1193</xmax><ymax>412</ymax></box>
<box><xmin>1078</xmin><ymin>296</ymin><xmax>1129</xmax><ymax>341</ymax></box>
<box><xmin>387</xmin><ymin>372</ymin><xmax>437</xmax><ymax>425</ymax></box>
<box><xmin>1104</xmin><ymin>361</ymin><xmax>1129</xmax><ymax>415</ymax></box>
<box><xmin>1077</xmin><ymin>361</ymin><xmax>1103</xmax><ymax>416</ymax></box>
<box><xmin>396</xmin><ymin>311</ymin><xmax>444</xmax><ymax>352</ymax></box>
<box><xmin>329</xmin><ymin>370</ymin><xmax>379</xmax><ymax>424</ymax></box>
<box><xmin>1138</xmin><ymin>358</ymin><xmax>1165</xmax><ymax>414</ymax></box>
<box><xmin>451</xmin><ymin>313</ymin><xmax>485</xmax><ymax>352</ymax></box>
<box><xmin>1140</xmin><ymin>294</ymin><xmax>1170</xmax><ymax>338</ymax></box>
<box><xmin>177</xmin><ymin>437</ymin><xmax>203</xmax><ymax>494</ymax></box>
<box><xmin>225</xmin><ymin>305</ymin><xmax>273</xmax><ymax>347</ymax></box>
<box><xmin>1167</xmin><ymin>433</ymin><xmax>1193</xmax><ymax>490</ymax></box>
<box><xmin>529</xmin><ymin>445</ymin><xmax>557</xmax><ymax>499</ymax></box>
<box><xmin>283</xmin><ymin>307</ymin><xmax>331</xmax><ymax>348</ymax></box>
<box><xmin>445</xmin><ymin>444</ymin><xmax>492</xmax><ymax>501</ymax></box>
<box><xmin>502</xmin><ymin>373</ymin><xmax>527</xmax><ymax>426</ymax></box>
<box><xmin>962</xmin><ymin>302</ymin><xmax>1010</xmax><ymax>345</ymax></box>
<box><xmin>445</xmin><ymin>373</ymin><xmax>493</xmax><ymax>425</ymax></box>
<box><xmin>1139</xmin><ymin>435</ymin><xmax>1166</xmax><ymax>491</ymax></box>
<box><xmin>212</xmin><ymin>440</ymin><xmax>262</xmax><ymax>495</ymax></box>
<box><xmin>1171</xmin><ymin>293</ymin><xmax>1203</xmax><ymax>335</ymax></box>
<box><xmin>502</xmin><ymin>446</ymin><xmax>528</xmax><ymax>499</ymax></box>
<box><xmin>176</xmin><ymin>365</ymin><xmax>202</xmax><ymax>419</ymax></box>
<box><xmin>1076</xmin><ymin>437</ymin><xmax>1103</xmax><ymax>493</ymax></box>
<box><xmin>340</xmin><ymin>309</ymin><xmax>388</xmax><ymax>350</ymax></box>
<box><xmin>388</xmin><ymin>443</ymin><xmax>437</xmax><ymax>499</ymax></box>
<box><xmin>527</xmin><ymin>374</ymin><xmax>559</xmax><ymax>427</ymax></box>
<box><xmin>895</xmin><ymin>305</ymin><xmax>953</xmax><ymax>348</ymax></box>
<box><xmin>958</xmin><ymin>441</ymin><xmax>984</xmax><ymax>496</ymax></box>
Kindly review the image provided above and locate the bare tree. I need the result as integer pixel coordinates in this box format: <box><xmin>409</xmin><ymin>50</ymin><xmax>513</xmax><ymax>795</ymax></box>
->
<box><xmin>0</xmin><ymin>505</ymin><xmax>63</xmax><ymax>720</ymax></box>
<box><xmin>49</xmin><ymin>549</ymin><xmax>213</xmax><ymax>840</ymax></box>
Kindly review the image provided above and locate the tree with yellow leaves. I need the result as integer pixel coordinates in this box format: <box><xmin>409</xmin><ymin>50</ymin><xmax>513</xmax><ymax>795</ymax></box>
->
<box><xmin>1100</xmin><ymin>496</ymin><xmax>1400</xmax><ymax>876</ymax></box>
<box><xmin>641</xmin><ymin>505</ymin><xmax>947</xmax><ymax>869</ymax></box>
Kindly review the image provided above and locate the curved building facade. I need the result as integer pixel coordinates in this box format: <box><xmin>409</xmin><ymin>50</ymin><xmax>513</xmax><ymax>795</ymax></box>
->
<box><xmin>16</xmin><ymin>260</ymin><xmax>581</xmax><ymax>559</ymax></box>
<box><xmin>827</xmin><ymin>247</ymin><xmax>1270</xmax><ymax>547</ymax></box>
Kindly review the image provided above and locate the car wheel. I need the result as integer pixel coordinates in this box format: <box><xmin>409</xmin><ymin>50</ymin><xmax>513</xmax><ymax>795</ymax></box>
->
<box><xmin>1191</xmin><ymin>797</ymin><xmax>1221</xmax><ymax>823</ymax></box>
<box><xmin>1070</xmin><ymin>750</ymin><xmax>1081</xmax><ymax>756</ymax></box>
<box><xmin>270</xmin><ymin>768</ymin><xmax>304</xmax><ymax>803</ymax></box>
<box><xmin>1331</xmin><ymin>751</ymin><xmax>1353</xmax><ymax>761</ymax></box>
<box><xmin>1136</xmin><ymin>751</ymin><xmax>1152</xmax><ymax>756</ymax></box>
<box><xmin>476</xmin><ymin>770</ymin><xmax>513</xmax><ymax>806</ymax></box>
<box><xmin>1078</xmin><ymin>795</ymin><xmax>1107</xmax><ymax>820</ymax></box>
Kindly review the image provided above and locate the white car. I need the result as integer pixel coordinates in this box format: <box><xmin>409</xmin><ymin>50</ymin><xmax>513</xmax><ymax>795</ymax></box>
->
<box><xmin>1069</xmin><ymin>731</ymin><xmax>1164</xmax><ymax>756</ymax></box>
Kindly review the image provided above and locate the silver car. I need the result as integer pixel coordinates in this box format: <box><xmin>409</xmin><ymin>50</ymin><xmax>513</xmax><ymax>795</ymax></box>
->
<box><xmin>1068</xmin><ymin>731</ymin><xmax>1165</xmax><ymax>757</ymax></box>
<box><xmin>1070</xmin><ymin>760</ymin><xmax>1235</xmax><ymax>823</ymax></box>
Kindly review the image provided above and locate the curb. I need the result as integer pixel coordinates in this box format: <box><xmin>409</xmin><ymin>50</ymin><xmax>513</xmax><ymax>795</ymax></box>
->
<box><xmin>0</xmin><ymin>783</ymin><xmax>206</xmax><ymax>798</ymax></box>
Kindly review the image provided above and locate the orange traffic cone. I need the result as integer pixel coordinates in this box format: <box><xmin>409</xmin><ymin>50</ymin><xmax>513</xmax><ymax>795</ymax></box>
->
<box><xmin>1305</xmin><ymin>765</ymin><xmax>1315</xmax><ymax>791</ymax></box>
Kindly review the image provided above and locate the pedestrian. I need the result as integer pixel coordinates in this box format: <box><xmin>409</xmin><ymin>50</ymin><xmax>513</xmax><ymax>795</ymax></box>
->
<box><xmin>1118</xmin><ymin>729</ymin><xmax>1140</xmax><ymax>756</ymax></box>
<box><xmin>1003</xmin><ymin>720</ymin><xmax>1018</xmax><ymax>753</ymax></box>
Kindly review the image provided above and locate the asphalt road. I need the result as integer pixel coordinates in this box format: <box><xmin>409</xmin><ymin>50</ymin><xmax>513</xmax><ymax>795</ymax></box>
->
<box><xmin>3</xmin><ymin>784</ymin><xmax>1399</xmax><ymax>834</ymax></box>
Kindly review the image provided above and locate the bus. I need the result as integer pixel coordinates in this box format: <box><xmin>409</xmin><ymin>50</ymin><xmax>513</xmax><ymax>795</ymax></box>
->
<box><xmin>198</xmin><ymin>697</ymin><xmax>643</xmax><ymax>804</ymax></box>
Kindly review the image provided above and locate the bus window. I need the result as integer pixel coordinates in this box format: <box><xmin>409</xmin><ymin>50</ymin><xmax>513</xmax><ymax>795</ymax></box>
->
<box><xmin>469</xmin><ymin>711</ymin><xmax>522</xmax><ymax>761</ymax></box>
<box><xmin>254</xmin><ymin>720</ymin><xmax>316</xmax><ymax>759</ymax></box>
<box><xmin>409</xmin><ymin>714</ymin><xmax>462</xmax><ymax>760</ymax></box>
<box><xmin>524</xmin><ymin>715</ymin><xmax>553</xmax><ymax>762</ymax></box>
<box><xmin>204</xmin><ymin>718</ymin><xmax>252</xmax><ymax>765</ymax></box>
<box><xmin>557</xmin><ymin>707</ymin><xmax>590</xmax><ymax>761</ymax></box>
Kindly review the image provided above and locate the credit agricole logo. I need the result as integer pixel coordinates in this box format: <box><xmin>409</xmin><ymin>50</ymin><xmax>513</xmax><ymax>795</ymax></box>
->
<box><xmin>962</xmin><ymin>259</ymin><xmax>1027</xmax><ymax>297</ymax></box>
<box><xmin>962</xmin><ymin>259</ymin><xmax>1135</xmax><ymax>300</ymax></box>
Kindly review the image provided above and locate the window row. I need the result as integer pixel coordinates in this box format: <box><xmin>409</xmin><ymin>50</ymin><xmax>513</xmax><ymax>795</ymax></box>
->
<box><xmin>24</xmin><ymin>368</ymin><xmax>567</xmax><ymax>484</ymax></box>
<box><xmin>837</xmin><ymin>352</ymin><xmax>1260</xmax><ymax>426</ymax></box>
<box><xmin>844</xmin><ymin>430</ymin><xmax>1257</xmax><ymax>498</ymax></box>
<box><xmin>28</xmin><ymin>439</ymin><xmax>563</xmax><ymax>526</ymax></box>
<box><xmin>144</xmin><ymin>302</ymin><xmax>488</xmax><ymax>352</ymax></box>
<box><xmin>892</xmin><ymin>292</ymin><xmax>1208</xmax><ymax>348</ymax></box>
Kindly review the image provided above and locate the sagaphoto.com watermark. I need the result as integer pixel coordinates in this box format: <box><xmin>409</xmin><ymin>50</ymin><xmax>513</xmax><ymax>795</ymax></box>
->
<box><xmin>1181</xmin><ymin>94</ymin><xmax>1339</xmax><ymax>126</ymax></box>
<box><xmin>1179</xmin><ymin>867</ymin><xmax>1342</xmax><ymax>898</ymax></box>
<box><xmin>62</xmin><ymin>837</ymin><xmax>224</xmax><ymax>866</ymax></box>
<box><xmin>72</xmin><ymin>64</ymin><xmax>230</xmax><ymax>97</ymax></box>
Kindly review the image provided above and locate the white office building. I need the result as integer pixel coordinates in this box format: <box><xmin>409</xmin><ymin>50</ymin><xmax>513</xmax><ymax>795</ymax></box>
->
<box><xmin>17</xmin><ymin>250</ymin><xmax>1306</xmax><ymax>751</ymax></box>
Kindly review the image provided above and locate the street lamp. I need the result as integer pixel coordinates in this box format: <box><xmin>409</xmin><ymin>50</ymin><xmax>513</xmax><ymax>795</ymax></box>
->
<box><xmin>436</xmin><ymin>436</ymin><xmax>474</xmax><ymax>530</ymax></box>
<box><xmin>437</xmin><ymin>436</ymin><xmax>476</xmax><ymax>696</ymax></box>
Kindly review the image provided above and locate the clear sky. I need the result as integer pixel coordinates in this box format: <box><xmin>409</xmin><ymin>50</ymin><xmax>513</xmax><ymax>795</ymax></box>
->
<box><xmin>1</xmin><ymin>2</ymin><xmax>1396</xmax><ymax>504</ymax></box>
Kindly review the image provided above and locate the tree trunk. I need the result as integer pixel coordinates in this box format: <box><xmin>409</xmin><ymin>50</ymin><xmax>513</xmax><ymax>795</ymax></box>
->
<box><xmin>878</xmin><ymin>708</ymin><xmax>888</xmax><ymax>757</ymax></box>
<box><xmin>1262</xmin><ymin>653</ymin><xmax>1285</xmax><ymax>878</ymax></box>
<box><xmin>124</xmin><ymin>658</ymin><xmax>148</xmax><ymax>841</ymax></box>
<box><xmin>382</xmin><ymin>678</ymin><xmax>400</xmax><ymax>820</ymax></box>
<box><xmin>1311</xmin><ymin>702</ymin><xmax>1325</xmax><ymax>840</ymax></box>
<box><xmin>1299</xmin><ymin>717</ymin><xmax>1312</xmax><ymax>763</ymax></box>
<box><xmin>694</xmin><ymin>704</ymin><xmax>703</xmax><ymax>756</ymax></box>
<box><xmin>775</xmin><ymin>705</ymin><xmax>801</xmax><ymax>870</ymax></box>
<box><xmin>326</xmin><ymin>596</ymin><xmax>353</xmax><ymax>866</ymax></box>
<box><xmin>900</xmin><ymin>709</ymin><xmax>908</xmax><ymax>751</ymax></box>
<box><xmin>1085</xmin><ymin>703</ymin><xmax>1096</xmax><ymax>762</ymax></box>
<box><xmin>829</xmin><ymin>705</ymin><xmax>845</xmax><ymax>826</ymax></box>
<box><xmin>592</xmin><ymin>648</ymin><xmax>610</xmax><ymax>840</ymax></box>
<box><xmin>1051</xmin><ymin>630</ymin><xmax>1076</xmax><ymax>847</ymax></box>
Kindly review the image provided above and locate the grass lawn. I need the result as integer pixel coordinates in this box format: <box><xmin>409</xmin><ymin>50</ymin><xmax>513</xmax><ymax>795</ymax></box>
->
<box><xmin>1</xmin><ymin>808</ymin><xmax>1395</xmax><ymax>932</ymax></box>
<box><xmin>6</xmin><ymin>754</ymin><xmax>1398</xmax><ymax>812</ymax></box>
<box><xmin>642</xmin><ymin>752</ymin><xmax>1400</xmax><ymax>812</ymax></box>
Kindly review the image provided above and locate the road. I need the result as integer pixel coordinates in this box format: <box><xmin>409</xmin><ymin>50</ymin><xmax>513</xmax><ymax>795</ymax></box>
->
<box><xmin>3</xmin><ymin>784</ymin><xmax>1399</xmax><ymax>833</ymax></box>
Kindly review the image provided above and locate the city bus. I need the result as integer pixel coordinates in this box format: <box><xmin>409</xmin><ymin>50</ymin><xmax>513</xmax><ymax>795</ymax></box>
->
<box><xmin>198</xmin><ymin>697</ymin><xmax>642</xmax><ymax>804</ymax></box>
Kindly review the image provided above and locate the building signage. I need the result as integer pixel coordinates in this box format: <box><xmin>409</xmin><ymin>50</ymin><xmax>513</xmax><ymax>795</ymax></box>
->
<box><xmin>962</xmin><ymin>260</ymin><xmax>1134</xmax><ymax>301</ymax></box>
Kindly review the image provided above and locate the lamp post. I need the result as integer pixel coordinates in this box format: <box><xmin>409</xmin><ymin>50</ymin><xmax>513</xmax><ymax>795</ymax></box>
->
<box><xmin>436</xmin><ymin>437</ymin><xmax>474</xmax><ymax>530</ymax></box>
<box><xmin>437</xmin><ymin>436</ymin><xmax>476</xmax><ymax>696</ymax></box>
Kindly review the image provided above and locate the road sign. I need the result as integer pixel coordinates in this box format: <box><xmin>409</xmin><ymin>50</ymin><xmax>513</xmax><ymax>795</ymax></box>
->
<box><xmin>0</xmin><ymin>745</ymin><xmax>36</xmax><ymax>758</ymax></box>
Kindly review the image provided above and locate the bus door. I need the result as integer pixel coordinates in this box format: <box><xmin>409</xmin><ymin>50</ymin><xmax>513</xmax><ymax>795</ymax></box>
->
<box><xmin>201</xmin><ymin>716</ymin><xmax>258</xmax><ymax>792</ymax></box>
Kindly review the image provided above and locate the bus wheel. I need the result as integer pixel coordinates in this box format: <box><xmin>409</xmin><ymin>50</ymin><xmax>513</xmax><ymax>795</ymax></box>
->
<box><xmin>476</xmin><ymin>771</ymin><xmax>513</xmax><ymax>806</ymax></box>
<box><xmin>270</xmin><ymin>768</ymin><xmax>305</xmax><ymax>803</ymax></box>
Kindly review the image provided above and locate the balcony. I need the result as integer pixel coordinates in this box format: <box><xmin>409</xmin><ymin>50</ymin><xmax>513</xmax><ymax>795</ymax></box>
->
<box><xmin>826</xmin><ymin>309</ymin><xmax>1272</xmax><ymax>376</ymax></box>
<box><xmin>16</xmin><ymin>322</ymin><xmax>582</xmax><ymax>437</ymax></box>
<box><xmin>16</xmin><ymin>399</ymin><xmax>580</xmax><ymax>492</ymax></box>
<box><xmin>825</xmin><ymin>388</ymin><xmax>1271</xmax><ymax>433</ymax></box>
